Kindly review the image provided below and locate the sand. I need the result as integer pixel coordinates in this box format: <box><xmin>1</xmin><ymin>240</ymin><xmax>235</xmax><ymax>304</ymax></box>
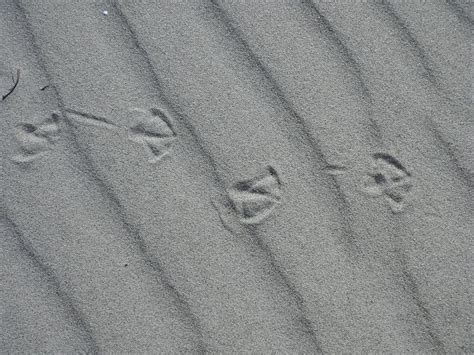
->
<box><xmin>0</xmin><ymin>0</ymin><xmax>472</xmax><ymax>353</ymax></box>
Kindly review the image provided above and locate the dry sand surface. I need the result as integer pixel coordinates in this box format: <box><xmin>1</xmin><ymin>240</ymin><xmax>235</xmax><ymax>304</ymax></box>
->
<box><xmin>0</xmin><ymin>0</ymin><xmax>472</xmax><ymax>353</ymax></box>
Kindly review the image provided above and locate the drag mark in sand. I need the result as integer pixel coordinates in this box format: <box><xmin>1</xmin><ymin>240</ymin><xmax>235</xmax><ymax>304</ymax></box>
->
<box><xmin>65</xmin><ymin>108</ymin><xmax>121</xmax><ymax>130</ymax></box>
<box><xmin>65</xmin><ymin>107</ymin><xmax>177</xmax><ymax>164</ymax></box>
<box><xmin>362</xmin><ymin>153</ymin><xmax>412</xmax><ymax>213</ymax></box>
<box><xmin>11</xmin><ymin>112</ymin><xmax>60</xmax><ymax>164</ymax></box>
<box><xmin>324</xmin><ymin>164</ymin><xmax>348</xmax><ymax>176</ymax></box>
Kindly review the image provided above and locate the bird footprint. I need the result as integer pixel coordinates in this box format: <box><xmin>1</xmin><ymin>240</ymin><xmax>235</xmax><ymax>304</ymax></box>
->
<box><xmin>220</xmin><ymin>165</ymin><xmax>283</xmax><ymax>226</ymax></box>
<box><xmin>11</xmin><ymin>113</ymin><xmax>60</xmax><ymax>163</ymax></box>
<box><xmin>127</xmin><ymin>108</ymin><xmax>177</xmax><ymax>164</ymax></box>
<box><xmin>362</xmin><ymin>153</ymin><xmax>412</xmax><ymax>213</ymax></box>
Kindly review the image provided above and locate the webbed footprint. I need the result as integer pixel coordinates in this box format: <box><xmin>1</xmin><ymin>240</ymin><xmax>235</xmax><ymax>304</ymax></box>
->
<box><xmin>11</xmin><ymin>113</ymin><xmax>60</xmax><ymax>164</ymax></box>
<box><xmin>128</xmin><ymin>107</ymin><xmax>177</xmax><ymax>164</ymax></box>
<box><xmin>362</xmin><ymin>153</ymin><xmax>412</xmax><ymax>213</ymax></box>
<box><xmin>214</xmin><ymin>166</ymin><xmax>283</xmax><ymax>229</ymax></box>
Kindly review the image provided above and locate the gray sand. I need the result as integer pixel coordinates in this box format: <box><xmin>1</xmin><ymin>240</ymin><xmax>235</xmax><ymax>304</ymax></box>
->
<box><xmin>0</xmin><ymin>0</ymin><xmax>472</xmax><ymax>353</ymax></box>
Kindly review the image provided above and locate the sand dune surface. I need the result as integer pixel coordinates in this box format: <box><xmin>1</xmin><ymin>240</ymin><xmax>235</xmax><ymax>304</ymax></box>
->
<box><xmin>1</xmin><ymin>0</ymin><xmax>472</xmax><ymax>353</ymax></box>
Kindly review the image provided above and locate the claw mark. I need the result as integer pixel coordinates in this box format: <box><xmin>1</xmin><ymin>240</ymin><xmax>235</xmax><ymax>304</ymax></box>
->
<box><xmin>11</xmin><ymin>113</ymin><xmax>60</xmax><ymax>164</ymax></box>
<box><xmin>362</xmin><ymin>153</ymin><xmax>412</xmax><ymax>213</ymax></box>
<box><xmin>227</xmin><ymin>166</ymin><xmax>282</xmax><ymax>225</ymax></box>
<box><xmin>128</xmin><ymin>107</ymin><xmax>177</xmax><ymax>164</ymax></box>
<box><xmin>373</xmin><ymin>153</ymin><xmax>411</xmax><ymax>176</ymax></box>
<box><xmin>2</xmin><ymin>69</ymin><xmax>20</xmax><ymax>101</ymax></box>
<box><xmin>211</xmin><ymin>197</ymin><xmax>240</xmax><ymax>235</ymax></box>
<box><xmin>149</xmin><ymin>108</ymin><xmax>177</xmax><ymax>137</ymax></box>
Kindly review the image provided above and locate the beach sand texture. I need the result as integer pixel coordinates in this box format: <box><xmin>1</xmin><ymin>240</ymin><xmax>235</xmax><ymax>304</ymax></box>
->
<box><xmin>0</xmin><ymin>0</ymin><xmax>472</xmax><ymax>353</ymax></box>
